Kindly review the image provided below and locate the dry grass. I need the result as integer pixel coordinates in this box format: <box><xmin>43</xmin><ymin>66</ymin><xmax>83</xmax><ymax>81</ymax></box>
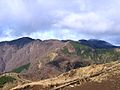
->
<box><xmin>10</xmin><ymin>61</ymin><xmax>120</xmax><ymax>90</ymax></box>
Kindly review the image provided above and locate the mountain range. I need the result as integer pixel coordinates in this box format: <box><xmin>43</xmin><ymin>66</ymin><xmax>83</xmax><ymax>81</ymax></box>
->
<box><xmin>0</xmin><ymin>37</ymin><xmax>120</xmax><ymax>90</ymax></box>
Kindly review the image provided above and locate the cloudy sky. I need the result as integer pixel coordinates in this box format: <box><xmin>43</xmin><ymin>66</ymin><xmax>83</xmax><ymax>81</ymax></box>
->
<box><xmin>0</xmin><ymin>0</ymin><xmax>120</xmax><ymax>45</ymax></box>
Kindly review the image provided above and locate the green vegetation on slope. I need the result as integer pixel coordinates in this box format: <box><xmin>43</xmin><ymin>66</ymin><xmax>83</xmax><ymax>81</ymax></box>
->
<box><xmin>61</xmin><ymin>47</ymin><xmax>70</xmax><ymax>54</ymax></box>
<box><xmin>94</xmin><ymin>49</ymin><xmax>120</xmax><ymax>63</ymax></box>
<box><xmin>70</xmin><ymin>41</ymin><xmax>120</xmax><ymax>64</ymax></box>
<box><xmin>0</xmin><ymin>76</ymin><xmax>16</xmax><ymax>87</ymax></box>
<box><xmin>12</xmin><ymin>63</ymin><xmax>30</xmax><ymax>73</ymax></box>
<box><xmin>70</xmin><ymin>41</ymin><xmax>93</xmax><ymax>58</ymax></box>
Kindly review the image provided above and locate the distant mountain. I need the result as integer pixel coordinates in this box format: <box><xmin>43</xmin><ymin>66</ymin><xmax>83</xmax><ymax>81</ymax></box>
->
<box><xmin>79</xmin><ymin>39</ymin><xmax>118</xmax><ymax>49</ymax></box>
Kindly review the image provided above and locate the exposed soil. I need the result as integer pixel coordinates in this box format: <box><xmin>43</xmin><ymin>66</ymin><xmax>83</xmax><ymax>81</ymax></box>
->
<box><xmin>64</xmin><ymin>75</ymin><xmax>120</xmax><ymax>90</ymax></box>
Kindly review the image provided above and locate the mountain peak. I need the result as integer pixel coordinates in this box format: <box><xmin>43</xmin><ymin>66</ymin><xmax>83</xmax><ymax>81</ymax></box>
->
<box><xmin>0</xmin><ymin>37</ymin><xmax>35</xmax><ymax>48</ymax></box>
<box><xmin>16</xmin><ymin>37</ymin><xmax>34</xmax><ymax>40</ymax></box>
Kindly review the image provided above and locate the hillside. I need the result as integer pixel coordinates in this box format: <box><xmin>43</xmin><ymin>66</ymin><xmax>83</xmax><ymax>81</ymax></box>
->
<box><xmin>0</xmin><ymin>37</ymin><xmax>120</xmax><ymax>89</ymax></box>
<box><xmin>0</xmin><ymin>37</ymin><xmax>120</xmax><ymax>81</ymax></box>
<box><xmin>9</xmin><ymin>61</ymin><xmax>120</xmax><ymax>90</ymax></box>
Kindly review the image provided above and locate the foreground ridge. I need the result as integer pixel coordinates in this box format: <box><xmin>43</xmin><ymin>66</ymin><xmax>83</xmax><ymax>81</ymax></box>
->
<box><xmin>10</xmin><ymin>61</ymin><xmax>120</xmax><ymax>90</ymax></box>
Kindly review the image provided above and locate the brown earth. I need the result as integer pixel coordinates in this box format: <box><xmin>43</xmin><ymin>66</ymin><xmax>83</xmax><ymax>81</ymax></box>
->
<box><xmin>64</xmin><ymin>75</ymin><xmax>120</xmax><ymax>90</ymax></box>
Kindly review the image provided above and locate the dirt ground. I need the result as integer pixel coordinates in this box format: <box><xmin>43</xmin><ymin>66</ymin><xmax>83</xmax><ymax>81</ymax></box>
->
<box><xmin>63</xmin><ymin>75</ymin><xmax>120</xmax><ymax>90</ymax></box>
<box><xmin>27</xmin><ymin>75</ymin><xmax>120</xmax><ymax>90</ymax></box>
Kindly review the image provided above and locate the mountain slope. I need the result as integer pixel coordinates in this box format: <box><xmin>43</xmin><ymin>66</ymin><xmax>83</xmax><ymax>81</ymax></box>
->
<box><xmin>10</xmin><ymin>61</ymin><xmax>120</xmax><ymax>90</ymax></box>
<box><xmin>0</xmin><ymin>37</ymin><xmax>120</xmax><ymax>90</ymax></box>
<box><xmin>0</xmin><ymin>37</ymin><xmax>120</xmax><ymax>81</ymax></box>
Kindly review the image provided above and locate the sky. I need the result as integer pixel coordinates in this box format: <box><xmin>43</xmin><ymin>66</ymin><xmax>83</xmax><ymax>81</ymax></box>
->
<box><xmin>0</xmin><ymin>0</ymin><xmax>120</xmax><ymax>45</ymax></box>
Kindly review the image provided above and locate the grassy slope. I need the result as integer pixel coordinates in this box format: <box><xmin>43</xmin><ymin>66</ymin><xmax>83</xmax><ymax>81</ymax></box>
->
<box><xmin>12</xmin><ymin>63</ymin><xmax>30</xmax><ymax>73</ymax></box>
<box><xmin>68</xmin><ymin>41</ymin><xmax>120</xmax><ymax>64</ymax></box>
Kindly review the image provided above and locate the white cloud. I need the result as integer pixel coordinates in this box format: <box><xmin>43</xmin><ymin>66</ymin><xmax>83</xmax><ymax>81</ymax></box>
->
<box><xmin>54</xmin><ymin>12</ymin><xmax>114</xmax><ymax>34</ymax></box>
<box><xmin>0</xmin><ymin>0</ymin><xmax>120</xmax><ymax>44</ymax></box>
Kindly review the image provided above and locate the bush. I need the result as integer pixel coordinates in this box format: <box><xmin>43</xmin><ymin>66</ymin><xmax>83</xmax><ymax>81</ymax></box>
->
<box><xmin>0</xmin><ymin>76</ymin><xmax>16</xmax><ymax>87</ymax></box>
<box><xmin>12</xmin><ymin>63</ymin><xmax>30</xmax><ymax>73</ymax></box>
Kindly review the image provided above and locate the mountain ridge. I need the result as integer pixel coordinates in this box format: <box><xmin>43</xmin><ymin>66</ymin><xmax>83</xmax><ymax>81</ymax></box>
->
<box><xmin>0</xmin><ymin>37</ymin><xmax>120</xmax><ymax>90</ymax></box>
<box><xmin>0</xmin><ymin>37</ymin><xmax>35</xmax><ymax>48</ymax></box>
<box><xmin>0</xmin><ymin>37</ymin><xmax>120</xmax><ymax>74</ymax></box>
<box><xmin>0</xmin><ymin>37</ymin><xmax>118</xmax><ymax>49</ymax></box>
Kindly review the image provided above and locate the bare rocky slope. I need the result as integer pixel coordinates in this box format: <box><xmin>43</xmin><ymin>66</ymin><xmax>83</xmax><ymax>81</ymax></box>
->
<box><xmin>0</xmin><ymin>37</ymin><xmax>120</xmax><ymax>80</ymax></box>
